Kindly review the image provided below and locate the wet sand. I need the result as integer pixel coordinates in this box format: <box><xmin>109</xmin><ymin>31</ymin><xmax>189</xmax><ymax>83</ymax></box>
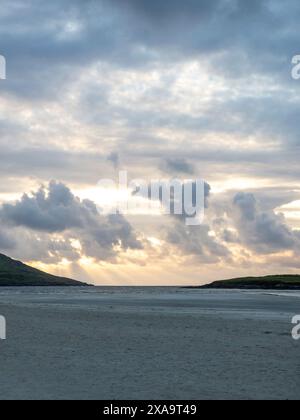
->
<box><xmin>0</xmin><ymin>287</ymin><xmax>299</xmax><ymax>400</ymax></box>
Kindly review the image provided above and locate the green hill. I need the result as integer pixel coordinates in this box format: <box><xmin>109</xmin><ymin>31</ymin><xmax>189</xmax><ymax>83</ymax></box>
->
<box><xmin>198</xmin><ymin>275</ymin><xmax>300</xmax><ymax>290</ymax></box>
<box><xmin>0</xmin><ymin>253</ymin><xmax>88</xmax><ymax>286</ymax></box>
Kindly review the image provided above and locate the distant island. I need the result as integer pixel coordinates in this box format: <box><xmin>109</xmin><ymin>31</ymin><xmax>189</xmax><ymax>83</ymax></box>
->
<box><xmin>0</xmin><ymin>253</ymin><xmax>88</xmax><ymax>286</ymax></box>
<box><xmin>191</xmin><ymin>275</ymin><xmax>300</xmax><ymax>290</ymax></box>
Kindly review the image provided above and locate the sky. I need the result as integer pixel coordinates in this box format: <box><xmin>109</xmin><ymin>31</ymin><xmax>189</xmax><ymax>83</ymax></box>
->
<box><xmin>0</xmin><ymin>0</ymin><xmax>300</xmax><ymax>285</ymax></box>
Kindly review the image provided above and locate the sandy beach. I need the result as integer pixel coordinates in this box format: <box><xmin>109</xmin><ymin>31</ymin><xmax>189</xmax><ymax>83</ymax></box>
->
<box><xmin>0</xmin><ymin>287</ymin><xmax>299</xmax><ymax>400</ymax></box>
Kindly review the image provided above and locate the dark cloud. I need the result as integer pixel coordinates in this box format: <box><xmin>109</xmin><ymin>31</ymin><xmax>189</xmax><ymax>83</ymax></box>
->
<box><xmin>0</xmin><ymin>181</ymin><xmax>142</xmax><ymax>263</ymax></box>
<box><xmin>107</xmin><ymin>152</ymin><xmax>120</xmax><ymax>170</ymax></box>
<box><xmin>234</xmin><ymin>193</ymin><xmax>256</xmax><ymax>221</ymax></box>
<box><xmin>162</xmin><ymin>181</ymin><xmax>228</xmax><ymax>262</ymax></box>
<box><xmin>162</xmin><ymin>158</ymin><xmax>194</xmax><ymax>175</ymax></box>
<box><xmin>222</xmin><ymin>228</ymin><xmax>240</xmax><ymax>244</ymax></box>
<box><xmin>167</xmin><ymin>222</ymin><xmax>230</xmax><ymax>263</ymax></box>
<box><xmin>232</xmin><ymin>192</ymin><xmax>298</xmax><ymax>253</ymax></box>
<box><xmin>1</xmin><ymin>181</ymin><xmax>92</xmax><ymax>232</ymax></box>
<box><xmin>108</xmin><ymin>0</ymin><xmax>220</xmax><ymax>23</ymax></box>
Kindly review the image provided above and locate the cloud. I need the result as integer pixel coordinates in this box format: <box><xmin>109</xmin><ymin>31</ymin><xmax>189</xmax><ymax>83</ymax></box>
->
<box><xmin>232</xmin><ymin>192</ymin><xmax>298</xmax><ymax>253</ymax></box>
<box><xmin>107</xmin><ymin>152</ymin><xmax>120</xmax><ymax>169</ymax></box>
<box><xmin>0</xmin><ymin>0</ymin><xmax>299</xmax><ymax>187</ymax></box>
<box><xmin>0</xmin><ymin>229</ymin><xmax>16</xmax><ymax>251</ymax></box>
<box><xmin>0</xmin><ymin>181</ymin><xmax>142</xmax><ymax>263</ymax></box>
<box><xmin>162</xmin><ymin>158</ymin><xmax>195</xmax><ymax>175</ymax></box>
<box><xmin>0</xmin><ymin>0</ymin><xmax>299</xmax><ymax>280</ymax></box>
<box><xmin>162</xmin><ymin>181</ymin><xmax>229</xmax><ymax>262</ymax></box>
<box><xmin>108</xmin><ymin>0</ymin><xmax>220</xmax><ymax>23</ymax></box>
<box><xmin>167</xmin><ymin>221</ymin><xmax>230</xmax><ymax>263</ymax></box>
<box><xmin>234</xmin><ymin>192</ymin><xmax>256</xmax><ymax>221</ymax></box>
<box><xmin>1</xmin><ymin>181</ymin><xmax>92</xmax><ymax>232</ymax></box>
<box><xmin>0</xmin><ymin>0</ymin><xmax>298</xmax><ymax>101</ymax></box>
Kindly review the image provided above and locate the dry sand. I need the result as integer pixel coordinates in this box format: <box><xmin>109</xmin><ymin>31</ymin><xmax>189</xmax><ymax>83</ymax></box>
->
<box><xmin>0</xmin><ymin>287</ymin><xmax>299</xmax><ymax>400</ymax></box>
